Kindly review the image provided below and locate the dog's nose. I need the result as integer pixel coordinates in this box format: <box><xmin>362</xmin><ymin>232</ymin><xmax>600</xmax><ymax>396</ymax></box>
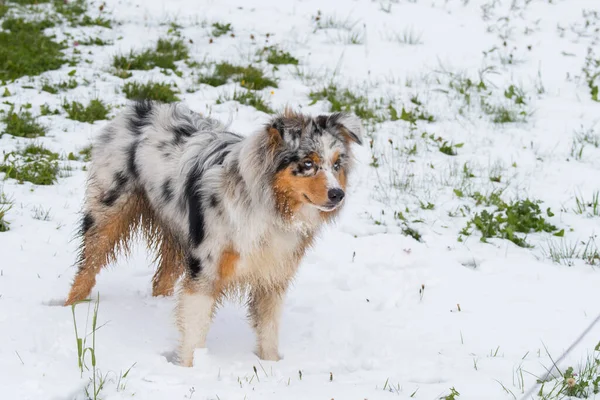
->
<box><xmin>327</xmin><ymin>188</ymin><xmax>345</xmax><ymax>204</ymax></box>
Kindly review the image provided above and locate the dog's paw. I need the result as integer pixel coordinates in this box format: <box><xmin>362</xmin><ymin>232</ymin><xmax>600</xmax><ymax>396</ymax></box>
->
<box><xmin>256</xmin><ymin>348</ymin><xmax>281</xmax><ymax>361</ymax></box>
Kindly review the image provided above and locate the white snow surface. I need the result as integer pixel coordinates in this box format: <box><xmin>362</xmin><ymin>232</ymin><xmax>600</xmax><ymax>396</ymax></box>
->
<box><xmin>1</xmin><ymin>0</ymin><xmax>600</xmax><ymax>399</ymax></box>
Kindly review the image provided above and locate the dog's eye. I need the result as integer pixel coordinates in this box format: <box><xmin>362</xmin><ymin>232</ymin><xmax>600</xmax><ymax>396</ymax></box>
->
<box><xmin>333</xmin><ymin>160</ymin><xmax>341</xmax><ymax>171</ymax></box>
<box><xmin>303</xmin><ymin>160</ymin><xmax>313</xmax><ymax>169</ymax></box>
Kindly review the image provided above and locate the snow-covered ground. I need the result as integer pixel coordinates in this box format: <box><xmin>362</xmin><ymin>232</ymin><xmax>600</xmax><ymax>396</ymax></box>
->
<box><xmin>1</xmin><ymin>0</ymin><xmax>600</xmax><ymax>399</ymax></box>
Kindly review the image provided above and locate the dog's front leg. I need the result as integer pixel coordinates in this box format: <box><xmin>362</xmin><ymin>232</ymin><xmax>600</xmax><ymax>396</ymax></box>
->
<box><xmin>249</xmin><ymin>286</ymin><xmax>287</xmax><ymax>361</ymax></box>
<box><xmin>176</xmin><ymin>275</ymin><xmax>215</xmax><ymax>367</ymax></box>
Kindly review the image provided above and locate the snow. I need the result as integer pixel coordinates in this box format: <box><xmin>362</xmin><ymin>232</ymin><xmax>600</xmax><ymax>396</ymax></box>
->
<box><xmin>1</xmin><ymin>0</ymin><xmax>600</xmax><ymax>399</ymax></box>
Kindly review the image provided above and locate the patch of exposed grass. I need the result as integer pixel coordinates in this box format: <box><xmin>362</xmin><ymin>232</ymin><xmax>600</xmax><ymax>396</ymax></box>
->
<box><xmin>217</xmin><ymin>90</ymin><xmax>273</xmax><ymax>114</ymax></box>
<box><xmin>310</xmin><ymin>84</ymin><xmax>381</xmax><ymax>121</ymax></box>
<box><xmin>211</xmin><ymin>22</ymin><xmax>232</xmax><ymax>37</ymax></box>
<box><xmin>63</xmin><ymin>99</ymin><xmax>110</xmax><ymax>123</ymax></box>
<box><xmin>40</xmin><ymin>104</ymin><xmax>60</xmax><ymax>115</ymax></box>
<box><xmin>53</xmin><ymin>0</ymin><xmax>111</xmax><ymax>28</ymax></box>
<box><xmin>41</xmin><ymin>78</ymin><xmax>78</xmax><ymax>94</ymax></box>
<box><xmin>388</xmin><ymin>102</ymin><xmax>434</xmax><ymax>125</ymax></box>
<box><xmin>69</xmin><ymin>145</ymin><xmax>92</xmax><ymax>162</ymax></box>
<box><xmin>574</xmin><ymin>191</ymin><xmax>600</xmax><ymax>217</ymax></box>
<box><xmin>537</xmin><ymin>342</ymin><xmax>600</xmax><ymax>398</ymax></box>
<box><xmin>442</xmin><ymin>69</ymin><xmax>529</xmax><ymax>123</ymax></box>
<box><xmin>313</xmin><ymin>11</ymin><xmax>359</xmax><ymax>31</ymax></box>
<box><xmin>439</xmin><ymin>141</ymin><xmax>463</xmax><ymax>156</ymax></box>
<box><xmin>504</xmin><ymin>84</ymin><xmax>526</xmax><ymax>105</ymax></box>
<box><xmin>482</xmin><ymin>100</ymin><xmax>528</xmax><ymax>123</ymax></box>
<box><xmin>78</xmin><ymin>37</ymin><xmax>113</xmax><ymax>46</ymax></box>
<box><xmin>0</xmin><ymin>189</ymin><xmax>12</xmax><ymax>232</ymax></box>
<box><xmin>401</xmin><ymin>225</ymin><xmax>422</xmax><ymax>242</ymax></box>
<box><xmin>544</xmin><ymin>236</ymin><xmax>600</xmax><ymax>267</ymax></box>
<box><xmin>0</xmin><ymin>17</ymin><xmax>66</xmax><ymax>81</ymax></box>
<box><xmin>460</xmin><ymin>198</ymin><xmax>561</xmax><ymax>248</ymax></box>
<box><xmin>583</xmin><ymin>49</ymin><xmax>600</xmax><ymax>102</ymax></box>
<box><xmin>7</xmin><ymin>0</ymin><xmax>50</xmax><ymax>4</ymax></box>
<box><xmin>1</xmin><ymin>106</ymin><xmax>46</xmax><ymax>138</ymax></box>
<box><xmin>123</xmin><ymin>81</ymin><xmax>180</xmax><ymax>103</ymax></box>
<box><xmin>440</xmin><ymin>387</ymin><xmax>460</xmax><ymax>400</ymax></box>
<box><xmin>32</xmin><ymin>205</ymin><xmax>51</xmax><ymax>221</ymax></box>
<box><xmin>261</xmin><ymin>46</ymin><xmax>298</xmax><ymax>65</ymax></box>
<box><xmin>0</xmin><ymin>4</ymin><xmax>9</xmax><ymax>19</ymax></box>
<box><xmin>574</xmin><ymin>125</ymin><xmax>600</xmax><ymax>148</ymax></box>
<box><xmin>113</xmin><ymin>38</ymin><xmax>189</xmax><ymax>78</ymax></box>
<box><xmin>388</xmin><ymin>28</ymin><xmax>423</xmax><ymax>45</ymax></box>
<box><xmin>0</xmin><ymin>143</ymin><xmax>60</xmax><ymax>185</ymax></box>
<box><xmin>198</xmin><ymin>62</ymin><xmax>277</xmax><ymax>90</ymax></box>
<box><xmin>335</xmin><ymin>29</ymin><xmax>365</xmax><ymax>45</ymax></box>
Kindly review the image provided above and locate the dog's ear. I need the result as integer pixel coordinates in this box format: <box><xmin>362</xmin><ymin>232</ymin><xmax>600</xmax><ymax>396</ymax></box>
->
<box><xmin>317</xmin><ymin>113</ymin><xmax>363</xmax><ymax>145</ymax></box>
<box><xmin>268</xmin><ymin>117</ymin><xmax>285</xmax><ymax>141</ymax></box>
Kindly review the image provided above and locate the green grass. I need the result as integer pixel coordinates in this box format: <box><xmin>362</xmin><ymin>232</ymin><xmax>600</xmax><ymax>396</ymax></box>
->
<box><xmin>6</xmin><ymin>0</ymin><xmax>50</xmax><ymax>4</ymax></box>
<box><xmin>0</xmin><ymin>189</ymin><xmax>12</xmax><ymax>232</ymax></box>
<box><xmin>389</xmin><ymin>103</ymin><xmax>434</xmax><ymax>125</ymax></box>
<box><xmin>504</xmin><ymin>84</ymin><xmax>526</xmax><ymax>105</ymax></box>
<box><xmin>40</xmin><ymin>104</ymin><xmax>60</xmax><ymax>115</ymax></box>
<box><xmin>261</xmin><ymin>46</ymin><xmax>299</xmax><ymax>65</ymax></box>
<box><xmin>460</xmin><ymin>198</ymin><xmax>561</xmax><ymax>248</ymax></box>
<box><xmin>439</xmin><ymin>141</ymin><xmax>463</xmax><ymax>156</ymax></box>
<box><xmin>198</xmin><ymin>62</ymin><xmax>277</xmax><ymax>90</ymax></box>
<box><xmin>583</xmin><ymin>50</ymin><xmax>600</xmax><ymax>102</ymax></box>
<box><xmin>0</xmin><ymin>204</ymin><xmax>10</xmax><ymax>231</ymax></box>
<box><xmin>0</xmin><ymin>17</ymin><xmax>66</xmax><ymax>81</ymax></box>
<box><xmin>402</xmin><ymin>225</ymin><xmax>422</xmax><ymax>242</ymax></box>
<box><xmin>41</xmin><ymin>78</ymin><xmax>78</xmax><ymax>94</ymax></box>
<box><xmin>309</xmin><ymin>84</ymin><xmax>381</xmax><ymax>121</ymax></box>
<box><xmin>482</xmin><ymin>100</ymin><xmax>528</xmax><ymax>123</ymax></box>
<box><xmin>1</xmin><ymin>107</ymin><xmax>46</xmax><ymax>138</ymax></box>
<box><xmin>538</xmin><ymin>342</ymin><xmax>599</xmax><ymax>399</ymax></box>
<box><xmin>0</xmin><ymin>143</ymin><xmax>60</xmax><ymax>185</ymax></box>
<box><xmin>63</xmin><ymin>99</ymin><xmax>110</xmax><ymax>123</ymax></box>
<box><xmin>440</xmin><ymin>387</ymin><xmax>460</xmax><ymax>400</ymax></box>
<box><xmin>217</xmin><ymin>90</ymin><xmax>273</xmax><ymax>114</ymax></box>
<box><xmin>574</xmin><ymin>191</ymin><xmax>600</xmax><ymax>217</ymax></box>
<box><xmin>113</xmin><ymin>38</ymin><xmax>189</xmax><ymax>78</ymax></box>
<box><xmin>389</xmin><ymin>28</ymin><xmax>423</xmax><ymax>45</ymax></box>
<box><xmin>0</xmin><ymin>4</ymin><xmax>9</xmax><ymax>19</ymax></box>
<box><xmin>313</xmin><ymin>12</ymin><xmax>359</xmax><ymax>31</ymax></box>
<box><xmin>53</xmin><ymin>0</ymin><xmax>111</xmax><ymax>28</ymax></box>
<box><xmin>78</xmin><ymin>37</ymin><xmax>113</xmax><ymax>46</ymax></box>
<box><xmin>211</xmin><ymin>22</ymin><xmax>232</xmax><ymax>37</ymax></box>
<box><xmin>79</xmin><ymin>145</ymin><xmax>92</xmax><ymax>162</ymax></box>
<box><xmin>122</xmin><ymin>81</ymin><xmax>180</xmax><ymax>103</ymax></box>
<box><xmin>544</xmin><ymin>236</ymin><xmax>600</xmax><ymax>266</ymax></box>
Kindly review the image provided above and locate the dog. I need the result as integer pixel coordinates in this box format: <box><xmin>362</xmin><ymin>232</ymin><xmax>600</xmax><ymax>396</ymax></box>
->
<box><xmin>63</xmin><ymin>100</ymin><xmax>363</xmax><ymax>366</ymax></box>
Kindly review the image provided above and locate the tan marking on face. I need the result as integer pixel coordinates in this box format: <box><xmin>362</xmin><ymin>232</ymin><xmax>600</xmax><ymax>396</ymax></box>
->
<box><xmin>306</xmin><ymin>152</ymin><xmax>321</xmax><ymax>165</ymax></box>
<box><xmin>273</xmin><ymin>166</ymin><xmax>330</xmax><ymax>218</ymax></box>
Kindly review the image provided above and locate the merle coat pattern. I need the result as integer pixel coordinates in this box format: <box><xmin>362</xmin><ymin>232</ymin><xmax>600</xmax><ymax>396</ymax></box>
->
<box><xmin>64</xmin><ymin>100</ymin><xmax>363</xmax><ymax>366</ymax></box>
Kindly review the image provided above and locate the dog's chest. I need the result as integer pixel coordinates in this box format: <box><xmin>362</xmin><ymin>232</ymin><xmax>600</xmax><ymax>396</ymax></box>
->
<box><xmin>236</xmin><ymin>229</ymin><xmax>306</xmax><ymax>283</ymax></box>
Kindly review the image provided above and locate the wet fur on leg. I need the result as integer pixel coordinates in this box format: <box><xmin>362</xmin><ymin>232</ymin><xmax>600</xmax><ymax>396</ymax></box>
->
<box><xmin>64</xmin><ymin>101</ymin><xmax>363</xmax><ymax>365</ymax></box>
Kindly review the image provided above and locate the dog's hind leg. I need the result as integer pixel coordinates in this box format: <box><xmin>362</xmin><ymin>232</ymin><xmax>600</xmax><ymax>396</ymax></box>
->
<box><xmin>64</xmin><ymin>191</ymin><xmax>145</xmax><ymax>306</ymax></box>
<box><xmin>151</xmin><ymin>231</ymin><xmax>185</xmax><ymax>297</ymax></box>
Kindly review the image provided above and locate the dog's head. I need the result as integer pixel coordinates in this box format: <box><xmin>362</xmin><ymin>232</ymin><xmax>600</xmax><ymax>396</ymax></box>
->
<box><xmin>266</xmin><ymin>109</ymin><xmax>363</xmax><ymax>219</ymax></box>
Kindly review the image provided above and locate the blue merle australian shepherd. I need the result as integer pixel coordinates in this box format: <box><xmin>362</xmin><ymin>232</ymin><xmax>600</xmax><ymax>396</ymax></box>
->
<box><xmin>64</xmin><ymin>101</ymin><xmax>363</xmax><ymax>366</ymax></box>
